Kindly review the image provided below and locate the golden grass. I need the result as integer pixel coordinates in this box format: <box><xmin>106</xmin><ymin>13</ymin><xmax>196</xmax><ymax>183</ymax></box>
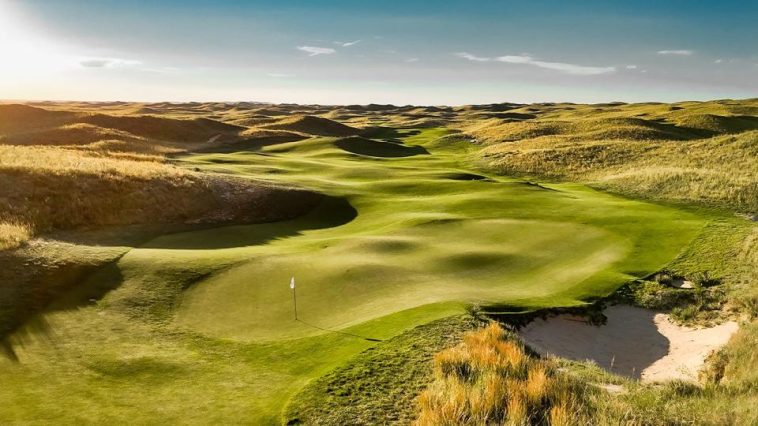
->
<box><xmin>0</xmin><ymin>145</ymin><xmax>185</xmax><ymax>179</ymax></box>
<box><xmin>480</xmin><ymin>131</ymin><xmax>758</xmax><ymax>213</ymax></box>
<box><xmin>3</xmin><ymin>123</ymin><xmax>142</xmax><ymax>147</ymax></box>
<box><xmin>0</xmin><ymin>145</ymin><xmax>215</xmax><ymax>248</ymax></box>
<box><xmin>414</xmin><ymin>322</ymin><xmax>588</xmax><ymax>426</ymax></box>
<box><xmin>460</xmin><ymin>99</ymin><xmax>758</xmax><ymax>213</ymax></box>
<box><xmin>0</xmin><ymin>222</ymin><xmax>32</xmax><ymax>251</ymax></box>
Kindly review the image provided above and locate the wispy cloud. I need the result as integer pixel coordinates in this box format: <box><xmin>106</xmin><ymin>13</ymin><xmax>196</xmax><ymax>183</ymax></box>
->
<box><xmin>79</xmin><ymin>57</ymin><xmax>142</xmax><ymax>68</ymax></box>
<box><xmin>626</xmin><ymin>64</ymin><xmax>638</xmax><ymax>69</ymax></box>
<box><xmin>456</xmin><ymin>52</ymin><xmax>615</xmax><ymax>75</ymax></box>
<box><xmin>335</xmin><ymin>40</ymin><xmax>361</xmax><ymax>47</ymax></box>
<box><xmin>297</xmin><ymin>46</ymin><xmax>336</xmax><ymax>56</ymax></box>
<box><xmin>657</xmin><ymin>49</ymin><xmax>693</xmax><ymax>56</ymax></box>
<box><xmin>714</xmin><ymin>59</ymin><xmax>723</xmax><ymax>64</ymax></box>
<box><xmin>500</xmin><ymin>56</ymin><xmax>615</xmax><ymax>75</ymax></box>
<box><xmin>404</xmin><ymin>57</ymin><xmax>419</xmax><ymax>63</ymax></box>
<box><xmin>456</xmin><ymin>52</ymin><xmax>491</xmax><ymax>62</ymax></box>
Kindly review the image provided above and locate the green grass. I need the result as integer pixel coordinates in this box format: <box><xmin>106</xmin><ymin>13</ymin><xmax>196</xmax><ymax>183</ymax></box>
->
<box><xmin>284</xmin><ymin>314</ymin><xmax>481</xmax><ymax>425</ymax></box>
<box><xmin>0</xmin><ymin>128</ymin><xmax>713</xmax><ymax>423</ymax></box>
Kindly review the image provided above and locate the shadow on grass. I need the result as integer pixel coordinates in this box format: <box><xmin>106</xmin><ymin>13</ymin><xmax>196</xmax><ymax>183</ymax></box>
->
<box><xmin>0</xmin><ymin>195</ymin><xmax>358</xmax><ymax>360</ymax></box>
<box><xmin>358</xmin><ymin>127</ymin><xmax>421</xmax><ymax>140</ymax></box>
<box><xmin>296</xmin><ymin>319</ymin><xmax>383</xmax><ymax>342</ymax></box>
<box><xmin>140</xmin><ymin>195</ymin><xmax>357</xmax><ymax>250</ymax></box>
<box><xmin>334</xmin><ymin>137</ymin><xmax>429</xmax><ymax>158</ymax></box>
<box><xmin>193</xmin><ymin>134</ymin><xmax>309</xmax><ymax>154</ymax></box>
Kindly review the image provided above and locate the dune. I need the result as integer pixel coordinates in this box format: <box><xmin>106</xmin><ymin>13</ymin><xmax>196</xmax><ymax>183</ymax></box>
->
<box><xmin>227</xmin><ymin>116</ymin><xmax>279</xmax><ymax>127</ymax></box>
<box><xmin>2</xmin><ymin>123</ymin><xmax>144</xmax><ymax>147</ymax></box>
<box><xmin>333</xmin><ymin>136</ymin><xmax>429</xmax><ymax>157</ymax></box>
<box><xmin>519</xmin><ymin>304</ymin><xmax>739</xmax><ymax>382</ymax></box>
<box><xmin>253</xmin><ymin>107</ymin><xmax>291</xmax><ymax>116</ymax></box>
<box><xmin>264</xmin><ymin>115</ymin><xmax>360</xmax><ymax>137</ymax></box>
<box><xmin>130</xmin><ymin>107</ymin><xmax>162</xmax><ymax>115</ymax></box>
<box><xmin>200</xmin><ymin>128</ymin><xmax>308</xmax><ymax>151</ymax></box>
<box><xmin>77</xmin><ymin>114</ymin><xmax>244</xmax><ymax>143</ymax></box>
<box><xmin>673</xmin><ymin>114</ymin><xmax>758</xmax><ymax>134</ymax></box>
<box><xmin>0</xmin><ymin>104</ymin><xmax>76</xmax><ymax>133</ymax></box>
<box><xmin>239</xmin><ymin>128</ymin><xmax>305</xmax><ymax>139</ymax></box>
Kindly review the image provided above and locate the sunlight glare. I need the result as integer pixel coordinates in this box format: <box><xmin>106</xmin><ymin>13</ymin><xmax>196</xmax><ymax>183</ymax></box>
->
<box><xmin>0</xmin><ymin>1</ymin><xmax>77</xmax><ymax>82</ymax></box>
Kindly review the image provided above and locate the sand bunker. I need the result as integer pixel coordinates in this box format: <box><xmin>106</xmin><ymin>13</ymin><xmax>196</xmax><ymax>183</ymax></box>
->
<box><xmin>520</xmin><ymin>305</ymin><xmax>738</xmax><ymax>382</ymax></box>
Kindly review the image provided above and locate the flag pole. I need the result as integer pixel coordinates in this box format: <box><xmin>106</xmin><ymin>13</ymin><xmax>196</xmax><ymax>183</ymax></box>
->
<box><xmin>290</xmin><ymin>276</ymin><xmax>298</xmax><ymax>320</ymax></box>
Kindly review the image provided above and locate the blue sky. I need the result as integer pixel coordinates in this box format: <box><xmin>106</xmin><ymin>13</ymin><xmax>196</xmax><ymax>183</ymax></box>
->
<box><xmin>1</xmin><ymin>0</ymin><xmax>757</xmax><ymax>104</ymax></box>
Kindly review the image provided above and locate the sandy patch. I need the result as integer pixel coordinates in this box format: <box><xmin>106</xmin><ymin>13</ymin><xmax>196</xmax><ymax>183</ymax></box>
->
<box><xmin>671</xmin><ymin>278</ymin><xmax>694</xmax><ymax>289</ymax></box>
<box><xmin>520</xmin><ymin>305</ymin><xmax>738</xmax><ymax>382</ymax></box>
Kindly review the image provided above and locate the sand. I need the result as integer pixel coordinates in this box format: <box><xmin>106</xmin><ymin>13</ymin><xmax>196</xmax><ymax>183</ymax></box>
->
<box><xmin>519</xmin><ymin>304</ymin><xmax>738</xmax><ymax>382</ymax></box>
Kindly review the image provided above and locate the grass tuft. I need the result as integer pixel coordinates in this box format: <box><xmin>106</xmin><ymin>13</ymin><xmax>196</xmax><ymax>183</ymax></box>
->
<box><xmin>414</xmin><ymin>322</ymin><xmax>588</xmax><ymax>425</ymax></box>
<box><xmin>0</xmin><ymin>221</ymin><xmax>32</xmax><ymax>251</ymax></box>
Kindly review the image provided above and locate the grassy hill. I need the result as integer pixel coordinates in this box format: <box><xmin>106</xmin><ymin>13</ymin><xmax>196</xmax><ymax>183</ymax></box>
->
<box><xmin>464</xmin><ymin>99</ymin><xmax>758</xmax><ymax>213</ymax></box>
<box><xmin>262</xmin><ymin>115</ymin><xmax>361</xmax><ymax>137</ymax></box>
<box><xmin>0</xmin><ymin>103</ymin><xmax>247</xmax><ymax>154</ymax></box>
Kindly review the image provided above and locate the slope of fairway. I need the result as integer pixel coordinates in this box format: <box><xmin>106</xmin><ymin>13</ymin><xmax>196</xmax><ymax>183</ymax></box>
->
<box><xmin>0</xmin><ymin>127</ymin><xmax>710</xmax><ymax>423</ymax></box>
<box><xmin>164</xmin><ymin>129</ymin><xmax>705</xmax><ymax>342</ymax></box>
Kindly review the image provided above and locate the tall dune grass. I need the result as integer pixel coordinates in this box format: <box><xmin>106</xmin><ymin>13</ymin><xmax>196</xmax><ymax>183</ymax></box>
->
<box><xmin>0</xmin><ymin>221</ymin><xmax>32</xmax><ymax>251</ymax></box>
<box><xmin>414</xmin><ymin>322</ymin><xmax>589</xmax><ymax>425</ymax></box>
<box><xmin>480</xmin><ymin>131</ymin><xmax>758</xmax><ymax>213</ymax></box>
<box><xmin>0</xmin><ymin>145</ymin><xmax>218</xmax><ymax>249</ymax></box>
<box><xmin>0</xmin><ymin>144</ymin><xmax>184</xmax><ymax>178</ymax></box>
<box><xmin>462</xmin><ymin>100</ymin><xmax>758</xmax><ymax>213</ymax></box>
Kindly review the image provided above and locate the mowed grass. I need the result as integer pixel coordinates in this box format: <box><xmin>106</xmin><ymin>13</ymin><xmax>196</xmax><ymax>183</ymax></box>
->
<box><xmin>171</xmin><ymin>128</ymin><xmax>705</xmax><ymax>340</ymax></box>
<box><xmin>0</xmin><ymin>128</ymin><xmax>709</xmax><ymax>423</ymax></box>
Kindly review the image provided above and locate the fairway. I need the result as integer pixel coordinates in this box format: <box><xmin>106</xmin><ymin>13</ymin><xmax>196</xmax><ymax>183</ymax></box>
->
<box><xmin>0</xmin><ymin>128</ymin><xmax>709</xmax><ymax>423</ymax></box>
<box><xmin>170</xmin><ymin>128</ymin><xmax>705</xmax><ymax>341</ymax></box>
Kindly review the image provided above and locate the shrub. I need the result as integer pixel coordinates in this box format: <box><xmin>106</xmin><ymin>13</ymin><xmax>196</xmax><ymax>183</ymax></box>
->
<box><xmin>414</xmin><ymin>322</ymin><xmax>590</xmax><ymax>425</ymax></box>
<box><xmin>0</xmin><ymin>221</ymin><xmax>32</xmax><ymax>251</ymax></box>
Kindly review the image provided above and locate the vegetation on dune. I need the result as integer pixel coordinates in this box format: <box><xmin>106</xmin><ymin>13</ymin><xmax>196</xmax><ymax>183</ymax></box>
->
<box><xmin>0</xmin><ymin>221</ymin><xmax>31</xmax><ymax>251</ymax></box>
<box><xmin>618</xmin><ymin>219</ymin><xmax>758</xmax><ymax>325</ymax></box>
<box><xmin>469</xmin><ymin>100</ymin><xmax>758</xmax><ymax>213</ymax></box>
<box><xmin>0</xmin><ymin>103</ymin><xmax>247</xmax><ymax>155</ymax></box>
<box><xmin>2</xmin><ymin>123</ymin><xmax>146</xmax><ymax>149</ymax></box>
<box><xmin>0</xmin><ymin>144</ymin><xmax>322</xmax><ymax>255</ymax></box>
<box><xmin>263</xmin><ymin>114</ymin><xmax>360</xmax><ymax>137</ymax></box>
<box><xmin>414</xmin><ymin>322</ymin><xmax>590</xmax><ymax>426</ymax></box>
<box><xmin>0</xmin><ymin>104</ymin><xmax>75</xmax><ymax>133</ymax></box>
<box><xmin>78</xmin><ymin>113</ymin><xmax>243</xmax><ymax>144</ymax></box>
<box><xmin>480</xmin><ymin>130</ymin><xmax>757</xmax><ymax>213</ymax></box>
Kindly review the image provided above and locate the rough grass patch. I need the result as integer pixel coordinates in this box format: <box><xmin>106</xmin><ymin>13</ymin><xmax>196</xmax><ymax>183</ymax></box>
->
<box><xmin>0</xmin><ymin>221</ymin><xmax>32</xmax><ymax>251</ymax></box>
<box><xmin>414</xmin><ymin>322</ymin><xmax>589</xmax><ymax>425</ymax></box>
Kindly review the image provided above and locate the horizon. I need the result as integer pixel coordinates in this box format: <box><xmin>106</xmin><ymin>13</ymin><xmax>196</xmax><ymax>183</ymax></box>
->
<box><xmin>4</xmin><ymin>96</ymin><xmax>758</xmax><ymax>108</ymax></box>
<box><xmin>2</xmin><ymin>0</ymin><xmax>757</xmax><ymax>105</ymax></box>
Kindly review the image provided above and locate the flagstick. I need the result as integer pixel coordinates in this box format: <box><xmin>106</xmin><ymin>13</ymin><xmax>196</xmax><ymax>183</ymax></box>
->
<box><xmin>290</xmin><ymin>276</ymin><xmax>298</xmax><ymax>321</ymax></box>
<box><xmin>293</xmin><ymin>282</ymin><xmax>298</xmax><ymax>320</ymax></box>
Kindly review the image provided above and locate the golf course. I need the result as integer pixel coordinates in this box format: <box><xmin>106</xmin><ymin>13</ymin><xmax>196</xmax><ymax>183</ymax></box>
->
<box><xmin>0</xmin><ymin>125</ymin><xmax>715</xmax><ymax>423</ymax></box>
<box><xmin>1</xmin><ymin>1</ymin><xmax>756</xmax><ymax>423</ymax></box>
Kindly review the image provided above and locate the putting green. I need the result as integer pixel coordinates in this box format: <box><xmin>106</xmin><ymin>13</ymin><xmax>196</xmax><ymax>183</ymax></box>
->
<box><xmin>0</xmin><ymin>128</ymin><xmax>709</xmax><ymax>423</ymax></box>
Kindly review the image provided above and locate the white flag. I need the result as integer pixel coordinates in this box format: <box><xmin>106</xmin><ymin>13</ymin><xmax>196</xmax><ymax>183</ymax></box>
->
<box><xmin>290</xmin><ymin>276</ymin><xmax>295</xmax><ymax>289</ymax></box>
